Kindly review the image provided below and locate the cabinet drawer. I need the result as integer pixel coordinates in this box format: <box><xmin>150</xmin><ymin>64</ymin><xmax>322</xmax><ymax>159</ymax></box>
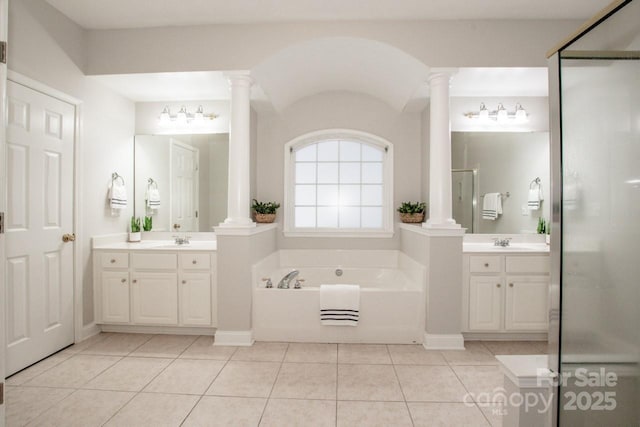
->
<box><xmin>469</xmin><ymin>256</ymin><xmax>502</xmax><ymax>273</ymax></box>
<box><xmin>132</xmin><ymin>253</ymin><xmax>177</xmax><ymax>270</ymax></box>
<box><xmin>101</xmin><ymin>252</ymin><xmax>129</xmax><ymax>269</ymax></box>
<box><xmin>180</xmin><ymin>253</ymin><xmax>211</xmax><ymax>270</ymax></box>
<box><xmin>506</xmin><ymin>256</ymin><xmax>550</xmax><ymax>274</ymax></box>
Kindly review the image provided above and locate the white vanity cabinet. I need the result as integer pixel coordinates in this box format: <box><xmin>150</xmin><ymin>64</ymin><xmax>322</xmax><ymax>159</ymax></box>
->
<box><xmin>463</xmin><ymin>253</ymin><xmax>550</xmax><ymax>335</ymax></box>
<box><xmin>94</xmin><ymin>248</ymin><xmax>217</xmax><ymax>331</ymax></box>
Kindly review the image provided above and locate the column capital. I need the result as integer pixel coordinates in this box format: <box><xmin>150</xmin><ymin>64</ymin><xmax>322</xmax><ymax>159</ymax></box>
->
<box><xmin>224</xmin><ymin>71</ymin><xmax>253</xmax><ymax>86</ymax></box>
<box><xmin>427</xmin><ymin>68</ymin><xmax>458</xmax><ymax>84</ymax></box>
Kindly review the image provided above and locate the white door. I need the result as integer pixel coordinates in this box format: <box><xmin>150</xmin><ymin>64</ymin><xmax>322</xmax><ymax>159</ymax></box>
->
<box><xmin>505</xmin><ymin>276</ymin><xmax>549</xmax><ymax>331</ymax></box>
<box><xmin>131</xmin><ymin>272</ymin><xmax>178</xmax><ymax>325</ymax></box>
<box><xmin>170</xmin><ymin>140</ymin><xmax>199</xmax><ymax>232</ymax></box>
<box><xmin>0</xmin><ymin>0</ymin><xmax>8</xmax><ymax>420</ymax></box>
<box><xmin>5</xmin><ymin>81</ymin><xmax>75</xmax><ymax>376</ymax></box>
<box><xmin>179</xmin><ymin>273</ymin><xmax>211</xmax><ymax>326</ymax></box>
<box><xmin>469</xmin><ymin>275</ymin><xmax>503</xmax><ymax>331</ymax></box>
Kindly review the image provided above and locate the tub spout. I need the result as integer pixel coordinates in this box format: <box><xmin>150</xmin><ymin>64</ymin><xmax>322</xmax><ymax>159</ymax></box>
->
<box><xmin>277</xmin><ymin>270</ymin><xmax>299</xmax><ymax>289</ymax></box>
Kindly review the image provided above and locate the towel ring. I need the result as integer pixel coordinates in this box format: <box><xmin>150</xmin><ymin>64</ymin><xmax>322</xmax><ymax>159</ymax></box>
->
<box><xmin>147</xmin><ymin>178</ymin><xmax>158</xmax><ymax>189</ymax></box>
<box><xmin>530</xmin><ymin>177</ymin><xmax>541</xmax><ymax>189</ymax></box>
<box><xmin>111</xmin><ymin>172</ymin><xmax>125</xmax><ymax>186</ymax></box>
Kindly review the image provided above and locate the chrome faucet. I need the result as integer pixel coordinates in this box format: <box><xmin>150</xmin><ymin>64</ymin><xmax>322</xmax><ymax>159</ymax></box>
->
<box><xmin>172</xmin><ymin>235</ymin><xmax>191</xmax><ymax>245</ymax></box>
<box><xmin>493</xmin><ymin>237</ymin><xmax>512</xmax><ymax>247</ymax></box>
<box><xmin>277</xmin><ymin>270</ymin><xmax>299</xmax><ymax>289</ymax></box>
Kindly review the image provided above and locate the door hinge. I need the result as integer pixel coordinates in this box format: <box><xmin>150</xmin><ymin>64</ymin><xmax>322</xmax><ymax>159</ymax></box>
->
<box><xmin>0</xmin><ymin>41</ymin><xmax>7</xmax><ymax>64</ymax></box>
<box><xmin>0</xmin><ymin>382</ymin><xmax>4</xmax><ymax>404</ymax></box>
<box><xmin>195</xmin><ymin>210</ymin><xmax>198</xmax><ymax>218</ymax></box>
<box><xmin>0</xmin><ymin>212</ymin><xmax>5</xmax><ymax>234</ymax></box>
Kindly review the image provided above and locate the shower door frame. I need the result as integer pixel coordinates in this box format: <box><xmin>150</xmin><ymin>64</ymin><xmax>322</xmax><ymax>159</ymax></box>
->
<box><xmin>451</xmin><ymin>168</ymin><xmax>478</xmax><ymax>233</ymax></box>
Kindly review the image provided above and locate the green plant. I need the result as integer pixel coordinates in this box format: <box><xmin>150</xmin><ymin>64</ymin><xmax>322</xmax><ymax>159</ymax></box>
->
<box><xmin>397</xmin><ymin>201</ymin><xmax>426</xmax><ymax>214</ymax></box>
<box><xmin>252</xmin><ymin>199</ymin><xmax>280</xmax><ymax>214</ymax></box>
<box><xmin>130</xmin><ymin>216</ymin><xmax>141</xmax><ymax>233</ymax></box>
<box><xmin>143</xmin><ymin>216</ymin><xmax>153</xmax><ymax>232</ymax></box>
<box><xmin>537</xmin><ymin>217</ymin><xmax>547</xmax><ymax>234</ymax></box>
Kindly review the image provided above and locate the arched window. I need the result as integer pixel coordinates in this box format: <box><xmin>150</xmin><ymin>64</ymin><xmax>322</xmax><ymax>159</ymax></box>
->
<box><xmin>284</xmin><ymin>130</ymin><xmax>393</xmax><ymax>237</ymax></box>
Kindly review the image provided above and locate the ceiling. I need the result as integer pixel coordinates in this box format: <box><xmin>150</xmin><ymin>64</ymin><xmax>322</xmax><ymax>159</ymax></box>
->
<box><xmin>45</xmin><ymin>0</ymin><xmax>611</xmax><ymax>30</ymax></box>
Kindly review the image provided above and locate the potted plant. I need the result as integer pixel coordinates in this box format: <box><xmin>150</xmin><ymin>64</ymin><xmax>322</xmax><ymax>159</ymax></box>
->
<box><xmin>129</xmin><ymin>216</ymin><xmax>141</xmax><ymax>242</ymax></box>
<box><xmin>536</xmin><ymin>217</ymin><xmax>547</xmax><ymax>235</ymax></box>
<box><xmin>143</xmin><ymin>216</ymin><xmax>153</xmax><ymax>232</ymax></box>
<box><xmin>397</xmin><ymin>201</ymin><xmax>426</xmax><ymax>223</ymax></box>
<box><xmin>252</xmin><ymin>199</ymin><xmax>280</xmax><ymax>223</ymax></box>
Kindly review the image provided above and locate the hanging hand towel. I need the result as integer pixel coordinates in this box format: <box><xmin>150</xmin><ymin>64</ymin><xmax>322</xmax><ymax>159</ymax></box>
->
<box><xmin>109</xmin><ymin>182</ymin><xmax>127</xmax><ymax>210</ymax></box>
<box><xmin>320</xmin><ymin>284</ymin><xmax>360</xmax><ymax>326</ymax></box>
<box><xmin>482</xmin><ymin>193</ymin><xmax>502</xmax><ymax>220</ymax></box>
<box><xmin>146</xmin><ymin>188</ymin><xmax>161</xmax><ymax>210</ymax></box>
<box><xmin>527</xmin><ymin>187</ymin><xmax>543</xmax><ymax>210</ymax></box>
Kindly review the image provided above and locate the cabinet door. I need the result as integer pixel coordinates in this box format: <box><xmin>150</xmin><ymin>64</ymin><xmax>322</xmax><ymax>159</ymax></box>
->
<box><xmin>131</xmin><ymin>272</ymin><xmax>178</xmax><ymax>325</ymax></box>
<box><xmin>505</xmin><ymin>276</ymin><xmax>549</xmax><ymax>331</ymax></box>
<box><xmin>101</xmin><ymin>271</ymin><xmax>130</xmax><ymax>323</ymax></box>
<box><xmin>179</xmin><ymin>273</ymin><xmax>212</xmax><ymax>326</ymax></box>
<box><xmin>469</xmin><ymin>275</ymin><xmax>503</xmax><ymax>331</ymax></box>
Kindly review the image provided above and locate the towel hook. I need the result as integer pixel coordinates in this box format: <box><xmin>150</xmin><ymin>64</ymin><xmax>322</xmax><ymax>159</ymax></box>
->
<box><xmin>530</xmin><ymin>177</ymin><xmax>541</xmax><ymax>189</ymax></box>
<box><xmin>147</xmin><ymin>178</ymin><xmax>158</xmax><ymax>189</ymax></box>
<box><xmin>111</xmin><ymin>172</ymin><xmax>125</xmax><ymax>186</ymax></box>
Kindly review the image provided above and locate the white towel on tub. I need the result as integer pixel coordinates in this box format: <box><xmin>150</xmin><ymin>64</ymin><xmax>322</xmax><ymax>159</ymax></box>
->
<box><xmin>320</xmin><ymin>284</ymin><xmax>360</xmax><ymax>326</ymax></box>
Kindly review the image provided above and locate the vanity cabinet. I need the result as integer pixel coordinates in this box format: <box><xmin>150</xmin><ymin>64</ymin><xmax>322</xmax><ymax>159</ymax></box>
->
<box><xmin>464</xmin><ymin>253</ymin><xmax>549</xmax><ymax>335</ymax></box>
<box><xmin>94</xmin><ymin>249</ymin><xmax>217</xmax><ymax>331</ymax></box>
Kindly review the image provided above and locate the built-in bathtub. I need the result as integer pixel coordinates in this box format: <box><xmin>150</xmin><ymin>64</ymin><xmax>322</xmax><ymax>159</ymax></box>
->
<box><xmin>252</xmin><ymin>250</ymin><xmax>426</xmax><ymax>344</ymax></box>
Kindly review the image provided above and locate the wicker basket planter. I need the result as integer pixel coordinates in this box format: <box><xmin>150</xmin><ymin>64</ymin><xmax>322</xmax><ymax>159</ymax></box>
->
<box><xmin>399</xmin><ymin>213</ymin><xmax>424</xmax><ymax>223</ymax></box>
<box><xmin>255</xmin><ymin>213</ymin><xmax>276</xmax><ymax>223</ymax></box>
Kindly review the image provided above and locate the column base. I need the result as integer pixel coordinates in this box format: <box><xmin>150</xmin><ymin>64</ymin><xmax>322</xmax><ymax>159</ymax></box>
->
<box><xmin>214</xmin><ymin>330</ymin><xmax>255</xmax><ymax>346</ymax></box>
<box><xmin>218</xmin><ymin>218</ymin><xmax>256</xmax><ymax>228</ymax></box>
<box><xmin>423</xmin><ymin>333</ymin><xmax>465</xmax><ymax>350</ymax></box>
<box><xmin>423</xmin><ymin>219</ymin><xmax>462</xmax><ymax>229</ymax></box>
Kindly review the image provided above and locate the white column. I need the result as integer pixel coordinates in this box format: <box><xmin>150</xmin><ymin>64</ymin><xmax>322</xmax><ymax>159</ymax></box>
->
<box><xmin>220</xmin><ymin>72</ymin><xmax>255</xmax><ymax>228</ymax></box>
<box><xmin>424</xmin><ymin>70</ymin><xmax>460</xmax><ymax>229</ymax></box>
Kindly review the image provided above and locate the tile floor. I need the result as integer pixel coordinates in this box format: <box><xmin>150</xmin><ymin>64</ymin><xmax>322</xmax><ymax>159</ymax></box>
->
<box><xmin>5</xmin><ymin>334</ymin><xmax>547</xmax><ymax>427</ymax></box>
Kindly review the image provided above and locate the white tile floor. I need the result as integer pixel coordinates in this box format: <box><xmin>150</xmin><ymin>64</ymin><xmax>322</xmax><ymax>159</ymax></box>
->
<box><xmin>5</xmin><ymin>333</ymin><xmax>547</xmax><ymax>427</ymax></box>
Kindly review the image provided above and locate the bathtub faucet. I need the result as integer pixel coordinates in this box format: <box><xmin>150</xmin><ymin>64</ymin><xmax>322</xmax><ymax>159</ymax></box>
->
<box><xmin>277</xmin><ymin>270</ymin><xmax>299</xmax><ymax>289</ymax></box>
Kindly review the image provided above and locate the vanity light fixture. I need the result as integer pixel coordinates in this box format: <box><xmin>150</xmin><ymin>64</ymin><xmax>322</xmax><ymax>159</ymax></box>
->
<box><xmin>158</xmin><ymin>105</ymin><xmax>217</xmax><ymax>126</ymax></box>
<box><xmin>465</xmin><ymin>103</ymin><xmax>528</xmax><ymax>123</ymax></box>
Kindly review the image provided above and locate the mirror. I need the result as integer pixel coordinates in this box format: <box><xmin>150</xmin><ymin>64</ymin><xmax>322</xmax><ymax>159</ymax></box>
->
<box><xmin>134</xmin><ymin>134</ymin><xmax>229</xmax><ymax>232</ymax></box>
<box><xmin>451</xmin><ymin>131</ymin><xmax>550</xmax><ymax>234</ymax></box>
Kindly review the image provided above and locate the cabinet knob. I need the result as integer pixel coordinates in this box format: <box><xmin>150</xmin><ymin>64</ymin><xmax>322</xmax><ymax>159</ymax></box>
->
<box><xmin>496</xmin><ymin>283</ymin><xmax>501</xmax><ymax>288</ymax></box>
<box><xmin>182</xmin><ymin>280</ymin><xmax>187</xmax><ymax>284</ymax></box>
<box><xmin>484</xmin><ymin>263</ymin><xmax>489</xmax><ymax>267</ymax></box>
<box><xmin>121</xmin><ymin>278</ymin><xmax>126</xmax><ymax>283</ymax></box>
<box><xmin>509</xmin><ymin>283</ymin><xmax>514</xmax><ymax>287</ymax></box>
<box><xmin>132</xmin><ymin>279</ymin><xmax>137</xmax><ymax>284</ymax></box>
<box><xmin>192</xmin><ymin>260</ymin><xmax>197</xmax><ymax>264</ymax></box>
<box><xmin>111</xmin><ymin>259</ymin><xmax>116</xmax><ymax>264</ymax></box>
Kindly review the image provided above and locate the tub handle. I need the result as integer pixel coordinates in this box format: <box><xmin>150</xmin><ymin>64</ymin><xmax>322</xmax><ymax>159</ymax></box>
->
<box><xmin>262</xmin><ymin>277</ymin><xmax>273</xmax><ymax>288</ymax></box>
<box><xmin>294</xmin><ymin>278</ymin><xmax>305</xmax><ymax>289</ymax></box>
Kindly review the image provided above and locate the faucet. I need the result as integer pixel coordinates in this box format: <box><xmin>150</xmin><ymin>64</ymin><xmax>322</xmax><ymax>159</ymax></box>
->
<box><xmin>277</xmin><ymin>270</ymin><xmax>299</xmax><ymax>289</ymax></box>
<box><xmin>172</xmin><ymin>235</ymin><xmax>191</xmax><ymax>245</ymax></box>
<box><xmin>492</xmin><ymin>237</ymin><xmax>512</xmax><ymax>247</ymax></box>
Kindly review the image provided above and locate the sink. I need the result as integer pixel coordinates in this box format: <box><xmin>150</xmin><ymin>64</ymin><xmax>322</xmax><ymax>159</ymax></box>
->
<box><xmin>138</xmin><ymin>241</ymin><xmax>217</xmax><ymax>250</ymax></box>
<box><xmin>463</xmin><ymin>243</ymin><xmax>549</xmax><ymax>253</ymax></box>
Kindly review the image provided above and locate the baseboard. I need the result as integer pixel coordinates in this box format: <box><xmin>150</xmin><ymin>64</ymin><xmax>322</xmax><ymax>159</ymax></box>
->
<box><xmin>423</xmin><ymin>333</ymin><xmax>465</xmax><ymax>350</ymax></box>
<box><xmin>100</xmin><ymin>324</ymin><xmax>215</xmax><ymax>336</ymax></box>
<box><xmin>214</xmin><ymin>330</ymin><xmax>255</xmax><ymax>346</ymax></box>
<box><xmin>80</xmin><ymin>323</ymin><xmax>102</xmax><ymax>342</ymax></box>
<box><xmin>463</xmin><ymin>332</ymin><xmax>548</xmax><ymax>341</ymax></box>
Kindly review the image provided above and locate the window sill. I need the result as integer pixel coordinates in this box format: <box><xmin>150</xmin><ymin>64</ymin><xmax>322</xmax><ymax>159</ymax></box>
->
<box><xmin>283</xmin><ymin>230</ymin><xmax>395</xmax><ymax>238</ymax></box>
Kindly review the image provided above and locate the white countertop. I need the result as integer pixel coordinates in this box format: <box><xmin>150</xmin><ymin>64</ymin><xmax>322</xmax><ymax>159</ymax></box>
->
<box><xmin>463</xmin><ymin>243</ymin><xmax>550</xmax><ymax>254</ymax></box>
<box><xmin>93</xmin><ymin>240</ymin><xmax>217</xmax><ymax>251</ymax></box>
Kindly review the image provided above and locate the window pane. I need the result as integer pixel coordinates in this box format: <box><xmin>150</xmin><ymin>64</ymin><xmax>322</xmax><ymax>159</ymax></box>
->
<box><xmin>317</xmin><ymin>163</ymin><xmax>339</xmax><ymax>183</ymax></box>
<box><xmin>296</xmin><ymin>144</ymin><xmax>316</xmax><ymax>161</ymax></box>
<box><xmin>339</xmin><ymin>207</ymin><xmax>361</xmax><ymax>228</ymax></box>
<box><xmin>317</xmin><ymin>185</ymin><xmax>339</xmax><ymax>206</ymax></box>
<box><xmin>317</xmin><ymin>207</ymin><xmax>338</xmax><ymax>228</ymax></box>
<box><xmin>340</xmin><ymin>141</ymin><xmax>361</xmax><ymax>161</ymax></box>
<box><xmin>340</xmin><ymin>163</ymin><xmax>360</xmax><ymax>183</ymax></box>
<box><xmin>295</xmin><ymin>163</ymin><xmax>316</xmax><ymax>184</ymax></box>
<box><xmin>317</xmin><ymin>141</ymin><xmax>339</xmax><ymax>161</ymax></box>
<box><xmin>295</xmin><ymin>185</ymin><xmax>316</xmax><ymax>206</ymax></box>
<box><xmin>361</xmin><ymin>207</ymin><xmax>383</xmax><ymax>228</ymax></box>
<box><xmin>362</xmin><ymin>163</ymin><xmax>383</xmax><ymax>184</ymax></box>
<box><xmin>362</xmin><ymin>185</ymin><xmax>383</xmax><ymax>206</ymax></box>
<box><xmin>339</xmin><ymin>185</ymin><xmax>361</xmax><ymax>206</ymax></box>
<box><xmin>295</xmin><ymin>207</ymin><xmax>316</xmax><ymax>227</ymax></box>
<box><xmin>362</xmin><ymin>144</ymin><xmax>383</xmax><ymax>161</ymax></box>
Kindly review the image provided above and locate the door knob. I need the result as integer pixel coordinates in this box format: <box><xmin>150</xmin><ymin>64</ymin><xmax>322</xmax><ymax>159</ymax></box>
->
<box><xmin>496</xmin><ymin>283</ymin><xmax>501</xmax><ymax>288</ymax></box>
<box><xmin>174</xmin><ymin>224</ymin><xmax>181</xmax><ymax>230</ymax></box>
<box><xmin>509</xmin><ymin>283</ymin><xmax>514</xmax><ymax>287</ymax></box>
<box><xmin>62</xmin><ymin>233</ymin><xmax>76</xmax><ymax>242</ymax></box>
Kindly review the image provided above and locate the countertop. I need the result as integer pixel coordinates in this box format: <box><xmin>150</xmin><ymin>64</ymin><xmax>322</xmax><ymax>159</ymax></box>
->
<box><xmin>463</xmin><ymin>243</ymin><xmax>550</xmax><ymax>254</ymax></box>
<box><xmin>93</xmin><ymin>240</ymin><xmax>217</xmax><ymax>251</ymax></box>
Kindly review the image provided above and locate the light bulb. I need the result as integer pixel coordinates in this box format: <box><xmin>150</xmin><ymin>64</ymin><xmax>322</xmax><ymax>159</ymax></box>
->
<box><xmin>194</xmin><ymin>105</ymin><xmax>204</xmax><ymax>123</ymax></box>
<box><xmin>159</xmin><ymin>106</ymin><xmax>171</xmax><ymax>125</ymax></box>
<box><xmin>176</xmin><ymin>106</ymin><xmax>188</xmax><ymax>125</ymax></box>
<box><xmin>515</xmin><ymin>104</ymin><xmax>528</xmax><ymax>123</ymax></box>
<box><xmin>478</xmin><ymin>103</ymin><xmax>489</xmax><ymax>122</ymax></box>
<box><xmin>496</xmin><ymin>103</ymin><xmax>508</xmax><ymax>123</ymax></box>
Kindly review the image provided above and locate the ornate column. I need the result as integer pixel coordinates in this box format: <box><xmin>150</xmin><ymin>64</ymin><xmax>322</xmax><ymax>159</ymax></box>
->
<box><xmin>220</xmin><ymin>72</ymin><xmax>255</xmax><ymax>228</ymax></box>
<box><xmin>424</xmin><ymin>70</ymin><xmax>460</xmax><ymax>230</ymax></box>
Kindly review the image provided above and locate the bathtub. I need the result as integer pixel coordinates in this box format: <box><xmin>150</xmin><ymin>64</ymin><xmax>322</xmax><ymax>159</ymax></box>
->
<box><xmin>252</xmin><ymin>250</ymin><xmax>426</xmax><ymax>344</ymax></box>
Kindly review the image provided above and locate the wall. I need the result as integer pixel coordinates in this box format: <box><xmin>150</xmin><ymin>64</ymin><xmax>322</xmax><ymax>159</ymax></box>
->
<box><xmin>451</xmin><ymin>132</ymin><xmax>550</xmax><ymax>234</ymax></box>
<box><xmin>9</xmin><ymin>0</ymin><xmax>136</xmax><ymax>328</ymax></box>
<box><xmin>208</xmin><ymin>134</ymin><xmax>229</xmax><ymax>227</ymax></box>
<box><xmin>256</xmin><ymin>91</ymin><xmax>422</xmax><ymax>249</ymax></box>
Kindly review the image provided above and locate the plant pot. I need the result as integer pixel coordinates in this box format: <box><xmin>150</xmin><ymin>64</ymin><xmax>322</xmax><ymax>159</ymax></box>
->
<box><xmin>546</xmin><ymin>234</ymin><xmax>550</xmax><ymax>245</ymax></box>
<box><xmin>255</xmin><ymin>213</ymin><xmax>276</xmax><ymax>223</ymax></box>
<box><xmin>399</xmin><ymin>213</ymin><xmax>424</xmax><ymax>223</ymax></box>
<box><xmin>128</xmin><ymin>232</ymin><xmax>141</xmax><ymax>242</ymax></box>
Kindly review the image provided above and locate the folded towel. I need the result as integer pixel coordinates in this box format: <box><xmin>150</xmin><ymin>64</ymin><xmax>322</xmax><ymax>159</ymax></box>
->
<box><xmin>482</xmin><ymin>193</ymin><xmax>502</xmax><ymax>220</ymax></box>
<box><xmin>528</xmin><ymin>187</ymin><xmax>543</xmax><ymax>210</ymax></box>
<box><xmin>146</xmin><ymin>188</ymin><xmax>161</xmax><ymax>210</ymax></box>
<box><xmin>109</xmin><ymin>182</ymin><xmax>127</xmax><ymax>210</ymax></box>
<box><xmin>320</xmin><ymin>284</ymin><xmax>360</xmax><ymax>326</ymax></box>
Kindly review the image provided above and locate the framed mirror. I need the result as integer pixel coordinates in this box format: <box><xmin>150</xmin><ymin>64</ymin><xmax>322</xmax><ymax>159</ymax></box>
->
<box><xmin>134</xmin><ymin>133</ymin><xmax>229</xmax><ymax>232</ymax></box>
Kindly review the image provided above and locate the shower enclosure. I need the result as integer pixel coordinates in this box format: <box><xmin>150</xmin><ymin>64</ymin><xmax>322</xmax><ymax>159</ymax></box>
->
<box><xmin>452</xmin><ymin>169</ymin><xmax>476</xmax><ymax>232</ymax></box>
<box><xmin>548</xmin><ymin>0</ymin><xmax>639</xmax><ymax>425</ymax></box>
